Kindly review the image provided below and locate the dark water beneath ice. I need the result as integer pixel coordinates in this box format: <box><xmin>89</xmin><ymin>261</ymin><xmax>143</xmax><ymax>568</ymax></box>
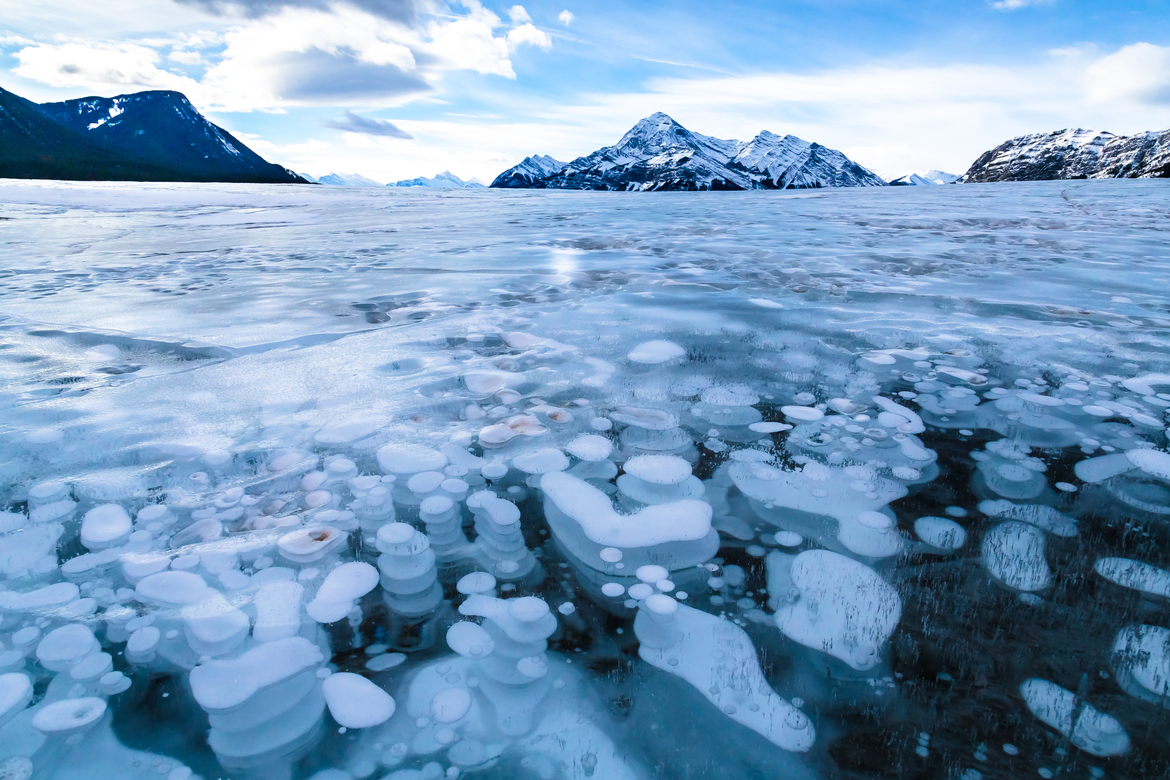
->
<box><xmin>0</xmin><ymin>179</ymin><xmax>1168</xmax><ymax>780</ymax></box>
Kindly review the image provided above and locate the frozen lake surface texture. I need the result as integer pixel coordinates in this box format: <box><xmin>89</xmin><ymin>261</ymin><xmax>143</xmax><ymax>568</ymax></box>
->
<box><xmin>0</xmin><ymin>179</ymin><xmax>1169</xmax><ymax>780</ymax></box>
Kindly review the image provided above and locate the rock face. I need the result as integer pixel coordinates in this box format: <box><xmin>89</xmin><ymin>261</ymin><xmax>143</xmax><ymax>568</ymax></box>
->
<box><xmin>490</xmin><ymin>113</ymin><xmax>885</xmax><ymax>191</ymax></box>
<box><xmin>889</xmin><ymin>170</ymin><xmax>960</xmax><ymax>186</ymax></box>
<box><xmin>490</xmin><ymin>154</ymin><xmax>567</xmax><ymax>188</ymax></box>
<box><xmin>963</xmin><ymin>128</ymin><xmax>1170</xmax><ymax>182</ymax></box>
<box><xmin>1</xmin><ymin>85</ymin><xmax>304</xmax><ymax>183</ymax></box>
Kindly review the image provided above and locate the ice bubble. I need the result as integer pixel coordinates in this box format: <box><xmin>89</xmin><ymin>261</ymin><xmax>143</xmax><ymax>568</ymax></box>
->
<box><xmin>749</xmin><ymin>421</ymin><xmax>792</xmax><ymax>433</ymax></box>
<box><xmin>478</xmin><ymin>415</ymin><xmax>548</xmax><ymax>446</ymax></box>
<box><xmin>624</xmin><ymin>455</ymin><xmax>691</xmax><ymax>485</ymax></box>
<box><xmin>599</xmin><ymin>547</ymin><xmax>623</xmax><ymax>562</ymax></box>
<box><xmin>181</xmin><ymin>591</ymin><xmax>250</xmax><ymax>654</ymax></box>
<box><xmin>628</xmin><ymin>340</ymin><xmax>685</xmax><ymax>364</ymax></box>
<box><xmin>191</xmin><ymin>636</ymin><xmax>324</xmax><ymax>712</ymax></box>
<box><xmin>446</xmin><ymin>621</ymin><xmax>495</xmax><ymax>659</ymax></box>
<box><xmin>628</xmin><ymin>583</ymin><xmax>654</xmax><ymax>600</ymax></box>
<box><xmin>776</xmin><ymin>531</ymin><xmax>803</xmax><ymax>547</ymax></box>
<box><xmin>872</xmin><ymin>395</ymin><xmax>926</xmax><ymax>433</ymax></box>
<box><xmin>601</xmin><ymin>582</ymin><xmax>625</xmax><ymax>597</ymax></box>
<box><xmin>610</xmin><ymin>406</ymin><xmax>679</xmax><ymax>430</ymax></box>
<box><xmin>632</xmin><ymin>565</ymin><xmax>667</xmax><ymax>584</ymax></box>
<box><xmin>781</xmin><ymin>406</ymin><xmax>823</xmax><ymax>422</ymax></box>
<box><xmin>558</xmin><ymin>602</ymin><xmax>576</xmax><ymax>615</ymax></box>
<box><xmin>31</xmin><ymin>697</ymin><xmax>106</xmax><ymax>733</ymax></box>
<box><xmin>80</xmin><ymin>504</ymin><xmax>132</xmax><ymax>549</ymax></box>
<box><xmin>702</xmin><ymin>384</ymin><xmax>759</xmax><ymax>407</ymax></box>
<box><xmin>306</xmin><ymin>562</ymin><xmax>379</xmax><ymax>623</ymax></box>
<box><xmin>635</xmin><ymin>599</ymin><xmax>814</xmax><ymax>751</ymax></box>
<box><xmin>565</xmin><ymin>434</ymin><xmax>614</xmax><ymax>462</ymax></box>
<box><xmin>0</xmin><ymin>582</ymin><xmax>79</xmax><ymax>611</ymax></box>
<box><xmin>1020</xmin><ymin>679</ymin><xmax>1130</xmax><ymax>756</ymax></box>
<box><xmin>430</xmin><ymin>687</ymin><xmax>473</xmax><ymax>723</ymax></box>
<box><xmin>134</xmin><ymin>571</ymin><xmax>213</xmax><ymax>609</ymax></box>
<box><xmin>511</xmin><ymin>448</ymin><xmax>570</xmax><ymax>474</ymax></box>
<box><xmin>407</xmin><ymin>471</ymin><xmax>445</xmax><ymax>494</ymax></box>
<box><xmin>481</xmin><ymin>462</ymin><xmax>508</xmax><ymax>480</ymax></box>
<box><xmin>541</xmin><ymin>471</ymin><xmax>713</xmax><ymax>548</ymax></box>
<box><xmin>36</xmin><ymin>624</ymin><xmax>99</xmax><ymax>671</ymax></box>
<box><xmin>323</xmin><ymin>672</ymin><xmax>395</xmax><ymax>728</ymax></box>
<box><xmin>456</xmin><ymin>572</ymin><xmax>497</xmax><ymax>595</ymax></box>
<box><xmin>982</xmin><ymin>522</ymin><xmax>1050</xmax><ymax>592</ymax></box>
<box><xmin>378</xmin><ymin>444</ymin><xmax>448</xmax><ymax>476</ymax></box>
<box><xmin>1111</xmin><ymin>624</ymin><xmax>1170</xmax><ymax>705</ymax></box>
<box><xmin>278</xmin><ymin>526</ymin><xmax>348</xmax><ymax>563</ymax></box>
<box><xmin>366</xmin><ymin>653</ymin><xmax>407</xmax><ymax>672</ymax></box>
<box><xmin>0</xmin><ymin>673</ymin><xmax>32</xmax><ymax>726</ymax></box>
<box><xmin>978</xmin><ymin>500</ymin><xmax>1077</xmax><ymax>537</ymax></box>
<box><xmin>1094</xmin><ymin>558</ymin><xmax>1170</xmax><ymax>597</ymax></box>
<box><xmin>773</xmin><ymin>550</ymin><xmax>901</xmax><ymax>671</ymax></box>
<box><xmin>914</xmin><ymin>517</ymin><xmax>967</xmax><ymax>551</ymax></box>
<box><xmin>1126</xmin><ymin>448</ymin><xmax>1170</xmax><ymax>479</ymax></box>
<box><xmin>590</xmin><ymin>417</ymin><xmax>613</xmax><ymax>431</ymax></box>
<box><xmin>464</xmin><ymin>370</ymin><xmax>517</xmax><ymax>395</ymax></box>
<box><xmin>126</xmin><ymin>626</ymin><xmax>161</xmax><ymax>659</ymax></box>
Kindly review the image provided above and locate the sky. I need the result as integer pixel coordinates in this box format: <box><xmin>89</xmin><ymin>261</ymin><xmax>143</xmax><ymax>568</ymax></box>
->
<box><xmin>2</xmin><ymin>0</ymin><xmax>1169</xmax><ymax>183</ymax></box>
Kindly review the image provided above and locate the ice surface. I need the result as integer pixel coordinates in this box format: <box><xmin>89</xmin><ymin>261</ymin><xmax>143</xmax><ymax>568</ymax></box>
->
<box><xmin>2</xmin><ymin>180</ymin><xmax>1170</xmax><ymax>779</ymax></box>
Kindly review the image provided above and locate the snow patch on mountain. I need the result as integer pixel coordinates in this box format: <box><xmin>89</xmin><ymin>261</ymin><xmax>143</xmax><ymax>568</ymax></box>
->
<box><xmin>963</xmin><ymin>128</ymin><xmax>1170</xmax><ymax>182</ymax></box>
<box><xmin>490</xmin><ymin>113</ymin><xmax>885</xmax><ymax>191</ymax></box>
<box><xmin>889</xmin><ymin>170</ymin><xmax>960</xmax><ymax>186</ymax></box>
<box><xmin>313</xmin><ymin>173</ymin><xmax>384</xmax><ymax>187</ymax></box>
<box><xmin>390</xmin><ymin>171</ymin><xmax>485</xmax><ymax>189</ymax></box>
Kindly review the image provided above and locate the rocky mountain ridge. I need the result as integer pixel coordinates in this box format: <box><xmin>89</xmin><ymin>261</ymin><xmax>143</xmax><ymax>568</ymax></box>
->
<box><xmin>490</xmin><ymin>113</ymin><xmax>886</xmax><ymax>191</ymax></box>
<box><xmin>962</xmin><ymin>128</ymin><xmax>1170</xmax><ymax>182</ymax></box>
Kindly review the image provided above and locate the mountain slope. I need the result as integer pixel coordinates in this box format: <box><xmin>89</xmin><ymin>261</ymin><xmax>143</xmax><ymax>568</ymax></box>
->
<box><xmin>37</xmin><ymin>91</ymin><xmax>304</xmax><ymax>183</ymax></box>
<box><xmin>491</xmin><ymin>113</ymin><xmax>884</xmax><ymax>191</ymax></box>
<box><xmin>963</xmin><ymin>128</ymin><xmax>1170</xmax><ymax>182</ymax></box>
<box><xmin>316</xmin><ymin>172</ymin><xmax>383</xmax><ymax>186</ymax></box>
<box><xmin>490</xmin><ymin>154</ymin><xmax>566</xmax><ymax>188</ymax></box>
<box><xmin>1</xmin><ymin>86</ymin><xmax>177</xmax><ymax>181</ymax></box>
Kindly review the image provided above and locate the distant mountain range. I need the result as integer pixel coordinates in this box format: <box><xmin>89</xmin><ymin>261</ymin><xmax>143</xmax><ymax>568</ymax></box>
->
<box><xmin>391</xmin><ymin>171</ymin><xmax>484</xmax><ymax>188</ymax></box>
<box><xmin>1</xmin><ymin>85</ymin><xmax>304</xmax><ymax>183</ymax></box>
<box><xmin>490</xmin><ymin>113</ymin><xmax>885</xmax><ymax>191</ymax></box>
<box><xmin>962</xmin><ymin>128</ymin><xmax>1170</xmax><ymax>182</ymax></box>
<box><xmin>889</xmin><ymin>170</ymin><xmax>959</xmax><ymax>186</ymax></box>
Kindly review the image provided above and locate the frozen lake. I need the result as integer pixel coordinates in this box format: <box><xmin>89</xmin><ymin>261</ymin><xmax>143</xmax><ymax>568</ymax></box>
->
<box><xmin>1</xmin><ymin>179</ymin><xmax>1168</xmax><ymax>780</ymax></box>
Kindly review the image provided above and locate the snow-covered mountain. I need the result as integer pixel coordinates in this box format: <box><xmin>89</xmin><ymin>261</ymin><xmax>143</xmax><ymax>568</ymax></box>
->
<box><xmin>962</xmin><ymin>128</ymin><xmax>1170</xmax><ymax>182</ymax></box>
<box><xmin>889</xmin><ymin>170</ymin><xmax>960</xmax><ymax>186</ymax></box>
<box><xmin>490</xmin><ymin>154</ymin><xmax>567</xmax><ymax>188</ymax></box>
<box><xmin>390</xmin><ymin>171</ymin><xmax>485</xmax><ymax>189</ymax></box>
<box><xmin>36</xmin><ymin>90</ymin><xmax>304</xmax><ymax>183</ymax></box>
<box><xmin>312</xmin><ymin>172</ymin><xmax>383</xmax><ymax>186</ymax></box>
<box><xmin>490</xmin><ymin>113</ymin><xmax>885</xmax><ymax>191</ymax></box>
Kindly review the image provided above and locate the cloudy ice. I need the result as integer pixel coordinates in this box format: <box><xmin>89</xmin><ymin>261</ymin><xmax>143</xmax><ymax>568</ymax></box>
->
<box><xmin>0</xmin><ymin>179</ymin><xmax>1169</xmax><ymax>780</ymax></box>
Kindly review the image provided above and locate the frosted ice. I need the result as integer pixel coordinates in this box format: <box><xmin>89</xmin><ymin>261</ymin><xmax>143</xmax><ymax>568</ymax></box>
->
<box><xmin>2</xmin><ymin>180</ymin><xmax>1169</xmax><ymax>779</ymax></box>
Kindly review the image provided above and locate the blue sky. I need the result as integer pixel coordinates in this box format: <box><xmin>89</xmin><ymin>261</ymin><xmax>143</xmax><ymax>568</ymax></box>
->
<box><xmin>2</xmin><ymin>0</ymin><xmax>1169</xmax><ymax>182</ymax></box>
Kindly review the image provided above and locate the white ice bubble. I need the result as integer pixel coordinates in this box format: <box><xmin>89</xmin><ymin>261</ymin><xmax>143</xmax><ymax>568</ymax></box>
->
<box><xmin>446</xmin><ymin>621</ymin><xmax>495</xmax><ymax>659</ymax></box>
<box><xmin>628</xmin><ymin>340</ymin><xmax>685</xmax><ymax>364</ymax></box>
<box><xmin>773</xmin><ymin>550</ymin><xmax>901</xmax><ymax>671</ymax></box>
<box><xmin>748</xmin><ymin>421</ymin><xmax>792</xmax><ymax>433</ymax></box>
<box><xmin>31</xmin><ymin>697</ymin><xmax>107</xmax><ymax>733</ymax></box>
<box><xmin>636</xmin><ymin>565</ymin><xmax>669</xmax><ymax>583</ymax></box>
<box><xmin>565</xmin><ymin>434</ymin><xmax>614</xmax><ymax>462</ymax></box>
<box><xmin>377</xmin><ymin>443</ymin><xmax>448</xmax><ymax>475</ymax></box>
<box><xmin>623</xmin><ymin>455</ymin><xmax>691</xmax><ymax>485</ymax></box>
<box><xmin>0</xmin><ymin>673</ymin><xmax>33</xmax><ymax>725</ymax></box>
<box><xmin>190</xmin><ymin>636</ymin><xmax>325</xmax><ymax>711</ymax></box>
<box><xmin>511</xmin><ymin>448</ymin><xmax>570</xmax><ymax>474</ymax></box>
<box><xmin>323</xmin><ymin>672</ymin><xmax>395</xmax><ymax>728</ymax></box>
<box><xmin>781</xmin><ymin>406</ymin><xmax>823</xmax><ymax>422</ymax></box>
<box><xmin>1020</xmin><ymin>679</ymin><xmax>1129</xmax><ymax>757</ymax></box>
<box><xmin>914</xmin><ymin>517</ymin><xmax>967</xmax><ymax>551</ymax></box>
<box><xmin>982</xmin><ymin>521</ymin><xmax>1050</xmax><ymax>592</ymax></box>
<box><xmin>80</xmin><ymin>504</ymin><xmax>132</xmax><ymax>549</ymax></box>
<box><xmin>1094</xmin><ymin>558</ymin><xmax>1170</xmax><ymax>597</ymax></box>
<box><xmin>306</xmin><ymin>562</ymin><xmax>379</xmax><ymax>623</ymax></box>
<box><xmin>601</xmin><ymin>582</ymin><xmax>626</xmax><ymax>597</ymax></box>
<box><xmin>430</xmin><ymin>687</ymin><xmax>473</xmax><ymax>723</ymax></box>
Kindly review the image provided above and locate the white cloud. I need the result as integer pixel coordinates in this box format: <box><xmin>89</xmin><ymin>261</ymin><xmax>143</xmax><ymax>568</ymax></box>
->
<box><xmin>13</xmin><ymin>41</ymin><xmax>204</xmax><ymax>95</ymax></box>
<box><xmin>558</xmin><ymin>9</ymin><xmax>574</xmax><ymax>26</ymax></box>
<box><xmin>507</xmin><ymin>23</ymin><xmax>552</xmax><ymax>52</ymax></box>
<box><xmin>8</xmin><ymin>0</ymin><xmax>553</xmax><ymax>110</ymax></box>
<box><xmin>507</xmin><ymin>5</ymin><xmax>531</xmax><ymax>24</ymax></box>
<box><xmin>1085</xmin><ymin>42</ymin><xmax>1170</xmax><ymax>104</ymax></box>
